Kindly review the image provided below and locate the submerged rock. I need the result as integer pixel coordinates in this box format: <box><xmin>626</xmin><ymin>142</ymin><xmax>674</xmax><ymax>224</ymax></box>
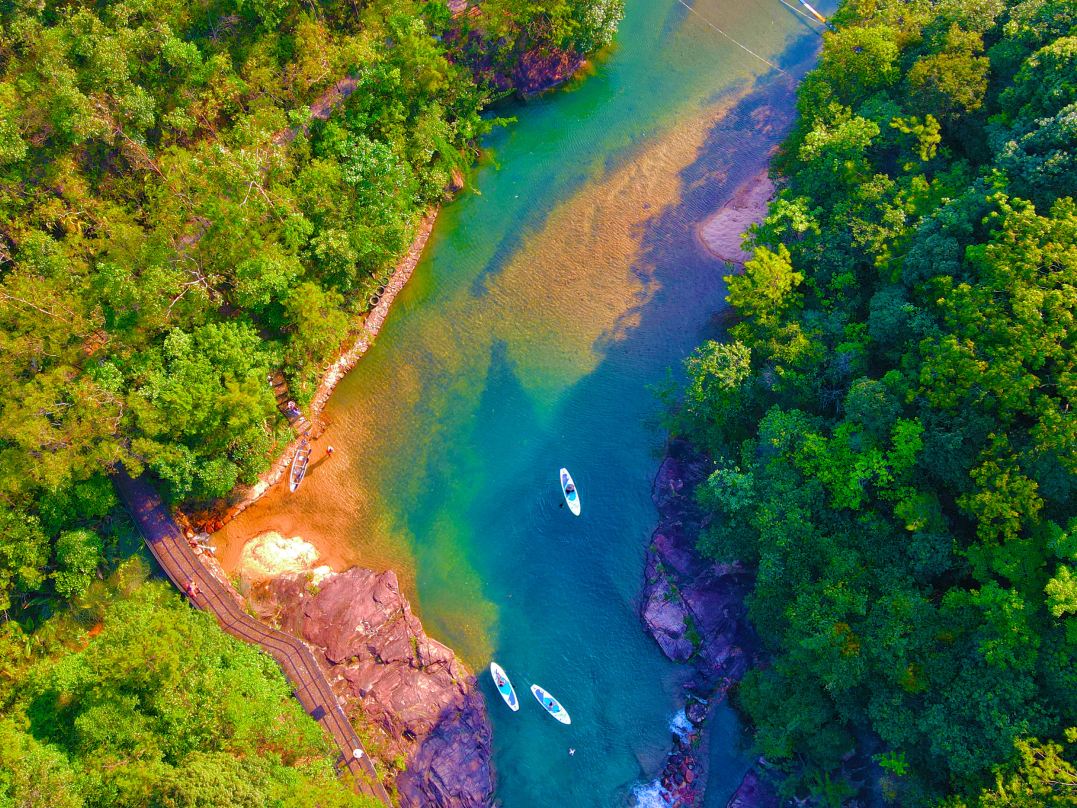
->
<box><xmin>237</xmin><ymin>531</ymin><xmax>332</xmax><ymax>582</ymax></box>
<box><xmin>249</xmin><ymin>566</ymin><xmax>494</xmax><ymax>807</ymax></box>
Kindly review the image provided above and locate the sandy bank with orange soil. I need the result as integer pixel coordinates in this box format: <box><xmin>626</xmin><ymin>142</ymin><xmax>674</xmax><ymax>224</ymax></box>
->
<box><xmin>186</xmin><ymin>209</ymin><xmax>439</xmax><ymax>534</ymax></box>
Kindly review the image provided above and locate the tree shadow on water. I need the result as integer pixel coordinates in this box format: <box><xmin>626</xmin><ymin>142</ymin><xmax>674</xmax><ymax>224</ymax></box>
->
<box><xmin>597</xmin><ymin>31</ymin><xmax>824</xmax><ymax>364</ymax></box>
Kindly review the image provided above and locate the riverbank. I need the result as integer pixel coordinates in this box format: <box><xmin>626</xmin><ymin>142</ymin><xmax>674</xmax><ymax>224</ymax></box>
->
<box><xmin>639</xmin><ymin>441</ymin><xmax>777</xmax><ymax>808</ymax></box>
<box><xmin>239</xmin><ymin>533</ymin><xmax>495</xmax><ymax>807</ymax></box>
<box><xmin>187</xmin><ymin>2</ymin><xmax>831</xmax><ymax>800</ymax></box>
<box><xmin>636</xmin><ymin>168</ymin><xmax>780</xmax><ymax>807</ymax></box>
<box><xmin>203</xmin><ymin>79</ymin><xmax>800</xmax><ymax>627</ymax></box>
<box><xmin>190</xmin><ymin>49</ymin><xmax>605</xmax><ymax>538</ymax></box>
<box><xmin>189</xmin><ymin>208</ymin><xmax>440</xmax><ymax>534</ymax></box>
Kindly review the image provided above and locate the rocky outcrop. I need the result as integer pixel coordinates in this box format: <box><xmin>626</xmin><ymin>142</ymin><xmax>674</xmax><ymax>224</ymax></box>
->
<box><xmin>639</xmin><ymin>441</ymin><xmax>765</xmax><ymax>807</ymax></box>
<box><xmin>249</xmin><ymin>565</ymin><xmax>494</xmax><ymax>807</ymax></box>
<box><xmin>641</xmin><ymin>441</ymin><xmax>757</xmax><ymax>692</ymax></box>
<box><xmin>512</xmin><ymin>48</ymin><xmax>586</xmax><ymax>95</ymax></box>
<box><xmin>726</xmin><ymin>769</ymin><xmax>781</xmax><ymax>808</ymax></box>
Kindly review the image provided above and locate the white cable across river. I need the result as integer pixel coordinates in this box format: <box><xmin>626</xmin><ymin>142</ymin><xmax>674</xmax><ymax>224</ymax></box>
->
<box><xmin>674</xmin><ymin>0</ymin><xmax>786</xmax><ymax>73</ymax></box>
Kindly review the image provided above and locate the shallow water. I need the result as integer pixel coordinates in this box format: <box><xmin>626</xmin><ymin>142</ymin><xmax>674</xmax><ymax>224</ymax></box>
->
<box><xmin>216</xmin><ymin>0</ymin><xmax>829</xmax><ymax>803</ymax></box>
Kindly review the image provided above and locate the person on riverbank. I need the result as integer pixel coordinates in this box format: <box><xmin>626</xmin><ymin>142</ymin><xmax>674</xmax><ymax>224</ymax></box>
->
<box><xmin>326</xmin><ymin>445</ymin><xmax>335</xmax><ymax>458</ymax></box>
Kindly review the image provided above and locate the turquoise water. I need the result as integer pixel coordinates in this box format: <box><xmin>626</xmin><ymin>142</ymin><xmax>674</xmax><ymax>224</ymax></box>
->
<box><xmin>219</xmin><ymin>0</ymin><xmax>829</xmax><ymax>803</ymax></box>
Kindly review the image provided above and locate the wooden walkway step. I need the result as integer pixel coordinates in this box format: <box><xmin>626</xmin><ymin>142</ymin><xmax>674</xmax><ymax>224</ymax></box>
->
<box><xmin>113</xmin><ymin>470</ymin><xmax>391</xmax><ymax>806</ymax></box>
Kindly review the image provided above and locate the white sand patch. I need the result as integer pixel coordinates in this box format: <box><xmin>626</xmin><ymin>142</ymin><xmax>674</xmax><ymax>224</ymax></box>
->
<box><xmin>238</xmin><ymin>531</ymin><xmax>333</xmax><ymax>582</ymax></box>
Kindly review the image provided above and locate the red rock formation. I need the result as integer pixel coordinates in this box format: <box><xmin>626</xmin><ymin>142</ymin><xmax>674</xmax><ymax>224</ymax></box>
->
<box><xmin>250</xmin><ymin>568</ymin><xmax>494</xmax><ymax>807</ymax></box>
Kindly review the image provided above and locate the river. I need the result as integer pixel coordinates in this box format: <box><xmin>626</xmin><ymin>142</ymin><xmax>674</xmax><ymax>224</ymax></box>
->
<box><xmin>215</xmin><ymin>0</ymin><xmax>828</xmax><ymax>803</ymax></box>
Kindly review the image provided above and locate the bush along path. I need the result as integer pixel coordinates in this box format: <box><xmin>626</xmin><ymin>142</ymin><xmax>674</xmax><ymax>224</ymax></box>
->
<box><xmin>113</xmin><ymin>469</ymin><xmax>392</xmax><ymax>806</ymax></box>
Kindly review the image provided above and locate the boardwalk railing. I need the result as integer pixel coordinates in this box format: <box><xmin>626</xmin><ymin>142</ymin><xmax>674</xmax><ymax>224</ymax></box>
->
<box><xmin>114</xmin><ymin>470</ymin><xmax>392</xmax><ymax>806</ymax></box>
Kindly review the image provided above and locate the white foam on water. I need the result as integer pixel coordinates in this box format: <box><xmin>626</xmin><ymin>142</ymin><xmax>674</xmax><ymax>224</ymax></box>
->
<box><xmin>630</xmin><ymin>780</ymin><xmax>671</xmax><ymax>808</ymax></box>
<box><xmin>670</xmin><ymin>708</ymin><xmax>693</xmax><ymax>741</ymax></box>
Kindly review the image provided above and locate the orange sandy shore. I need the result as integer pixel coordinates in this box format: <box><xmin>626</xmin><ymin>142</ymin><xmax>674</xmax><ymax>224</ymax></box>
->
<box><xmin>189</xmin><ymin>209</ymin><xmax>439</xmax><ymax>533</ymax></box>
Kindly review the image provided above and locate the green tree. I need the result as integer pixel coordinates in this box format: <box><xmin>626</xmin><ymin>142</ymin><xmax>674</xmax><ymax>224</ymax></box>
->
<box><xmin>130</xmin><ymin>323</ymin><xmax>277</xmax><ymax>500</ymax></box>
<box><xmin>52</xmin><ymin>529</ymin><xmax>103</xmax><ymax>600</ymax></box>
<box><xmin>672</xmin><ymin>0</ymin><xmax>1077</xmax><ymax>801</ymax></box>
<box><xmin>906</xmin><ymin>26</ymin><xmax>990</xmax><ymax>121</ymax></box>
<box><xmin>0</xmin><ymin>506</ymin><xmax>50</xmax><ymax>612</ymax></box>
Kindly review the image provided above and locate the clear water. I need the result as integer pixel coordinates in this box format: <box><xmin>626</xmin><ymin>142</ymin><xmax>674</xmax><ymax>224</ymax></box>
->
<box><xmin>216</xmin><ymin>0</ymin><xmax>829</xmax><ymax>803</ymax></box>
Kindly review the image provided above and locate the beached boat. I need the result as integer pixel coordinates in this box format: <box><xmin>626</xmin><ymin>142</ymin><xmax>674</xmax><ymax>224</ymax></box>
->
<box><xmin>289</xmin><ymin>440</ymin><xmax>312</xmax><ymax>492</ymax></box>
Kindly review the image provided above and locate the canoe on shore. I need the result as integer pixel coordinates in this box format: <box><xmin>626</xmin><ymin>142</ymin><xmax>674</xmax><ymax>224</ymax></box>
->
<box><xmin>289</xmin><ymin>441</ymin><xmax>312</xmax><ymax>492</ymax></box>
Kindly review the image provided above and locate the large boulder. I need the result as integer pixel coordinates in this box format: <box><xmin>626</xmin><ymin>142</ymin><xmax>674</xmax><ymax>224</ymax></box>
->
<box><xmin>641</xmin><ymin>567</ymin><xmax>696</xmax><ymax>662</ymax></box>
<box><xmin>726</xmin><ymin>769</ymin><xmax>780</xmax><ymax>808</ymax></box>
<box><xmin>250</xmin><ymin>565</ymin><xmax>494</xmax><ymax>807</ymax></box>
<box><xmin>398</xmin><ymin>690</ymin><xmax>494</xmax><ymax>808</ymax></box>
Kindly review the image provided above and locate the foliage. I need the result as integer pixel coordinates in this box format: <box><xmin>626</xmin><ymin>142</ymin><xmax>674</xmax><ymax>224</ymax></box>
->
<box><xmin>673</xmin><ymin>0</ymin><xmax>1077</xmax><ymax>802</ymax></box>
<box><xmin>0</xmin><ymin>0</ymin><xmax>621</xmax><ymax>797</ymax></box>
<box><xmin>0</xmin><ymin>0</ymin><xmax>620</xmax><ymax>611</ymax></box>
<box><xmin>0</xmin><ymin>560</ymin><xmax>380</xmax><ymax>807</ymax></box>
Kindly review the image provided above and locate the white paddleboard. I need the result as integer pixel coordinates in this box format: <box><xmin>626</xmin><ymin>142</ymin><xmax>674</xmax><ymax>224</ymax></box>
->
<box><xmin>559</xmin><ymin>468</ymin><xmax>581</xmax><ymax>516</ymax></box>
<box><xmin>531</xmin><ymin>684</ymin><xmax>571</xmax><ymax>724</ymax></box>
<box><xmin>489</xmin><ymin>662</ymin><xmax>520</xmax><ymax>711</ymax></box>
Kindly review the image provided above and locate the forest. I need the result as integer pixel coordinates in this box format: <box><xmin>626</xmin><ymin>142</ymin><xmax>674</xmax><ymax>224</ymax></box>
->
<box><xmin>0</xmin><ymin>558</ymin><xmax>384</xmax><ymax>806</ymax></box>
<box><xmin>0</xmin><ymin>0</ymin><xmax>621</xmax><ymax>801</ymax></box>
<box><xmin>0</xmin><ymin>0</ymin><xmax>621</xmax><ymax>613</ymax></box>
<box><xmin>675</xmin><ymin>0</ymin><xmax>1077</xmax><ymax>803</ymax></box>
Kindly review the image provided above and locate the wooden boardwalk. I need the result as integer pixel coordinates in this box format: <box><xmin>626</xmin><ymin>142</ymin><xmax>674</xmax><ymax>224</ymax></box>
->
<box><xmin>114</xmin><ymin>470</ymin><xmax>392</xmax><ymax>806</ymax></box>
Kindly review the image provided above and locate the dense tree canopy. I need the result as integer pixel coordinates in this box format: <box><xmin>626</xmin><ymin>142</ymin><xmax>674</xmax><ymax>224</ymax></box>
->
<box><xmin>0</xmin><ymin>559</ymin><xmax>381</xmax><ymax>807</ymax></box>
<box><xmin>673</xmin><ymin>0</ymin><xmax>1077</xmax><ymax>803</ymax></box>
<box><xmin>0</xmin><ymin>0</ymin><xmax>622</xmax><ymax>799</ymax></box>
<box><xmin>0</xmin><ymin>0</ymin><xmax>621</xmax><ymax>616</ymax></box>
